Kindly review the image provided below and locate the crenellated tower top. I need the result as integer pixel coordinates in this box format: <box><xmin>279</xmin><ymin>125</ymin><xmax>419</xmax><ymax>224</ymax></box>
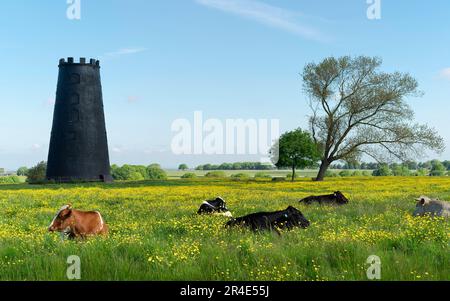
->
<box><xmin>59</xmin><ymin>57</ymin><xmax>100</xmax><ymax>68</ymax></box>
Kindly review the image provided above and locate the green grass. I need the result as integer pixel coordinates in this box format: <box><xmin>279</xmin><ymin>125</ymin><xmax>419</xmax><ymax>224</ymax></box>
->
<box><xmin>0</xmin><ymin>177</ymin><xmax>448</xmax><ymax>281</ymax></box>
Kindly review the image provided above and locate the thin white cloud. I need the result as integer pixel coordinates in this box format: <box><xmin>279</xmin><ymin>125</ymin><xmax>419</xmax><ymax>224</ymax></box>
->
<box><xmin>127</xmin><ymin>96</ymin><xmax>140</xmax><ymax>104</ymax></box>
<box><xmin>195</xmin><ymin>0</ymin><xmax>326</xmax><ymax>41</ymax></box>
<box><xmin>102</xmin><ymin>47</ymin><xmax>147</xmax><ymax>60</ymax></box>
<box><xmin>112</xmin><ymin>146</ymin><xmax>126</xmax><ymax>153</ymax></box>
<box><xmin>31</xmin><ymin>144</ymin><xmax>42</xmax><ymax>151</ymax></box>
<box><xmin>439</xmin><ymin>68</ymin><xmax>450</xmax><ymax>80</ymax></box>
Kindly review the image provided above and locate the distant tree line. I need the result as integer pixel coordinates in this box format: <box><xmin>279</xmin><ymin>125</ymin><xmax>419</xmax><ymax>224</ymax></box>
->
<box><xmin>330</xmin><ymin>160</ymin><xmax>450</xmax><ymax>172</ymax></box>
<box><xmin>371</xmin><ymin>160</ymin><xmax>448</xmax><ymax>177</ymax></box>
<box><xmin>195</xmin><ymin>162</ymin><xmax>275</xmax><ymax>171</ymax></box>
<box><xmin>111</xmin><ymin>164</ymin><xmax>167</xmax><ymax>181</ymax></box>
<box><xmin>10</xmin><ymin>162</ymin><xmax>169</xmax><ymax>183</ymax></box>
<box><xmin>324</xmin><ymin>160</ymin><xmax>449</xmax><ymax>177</ymax></box>
<box><xmin>8</xmin><ymin>157</ymin><xmax>450</xmax><ymax>185</ymax></box>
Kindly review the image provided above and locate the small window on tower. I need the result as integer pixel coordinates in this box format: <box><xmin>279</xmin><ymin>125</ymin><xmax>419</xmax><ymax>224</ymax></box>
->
<box><xmin>69</xmin><ymin>109</ymin><xmax>79</xmax><ymax>123</ymax></box>
<box><xmin>70</xmin><ymin>93</ymin><xmax>80</xmax><ymax>104</ymax></box>
<box><xmin>68</xmin><ymin>73</ymin><xmax>80</xmax><ymax>84</ymax></box>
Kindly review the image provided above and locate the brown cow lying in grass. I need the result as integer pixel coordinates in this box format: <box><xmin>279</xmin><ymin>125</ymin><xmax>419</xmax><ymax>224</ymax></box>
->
<box><xmin>48</xmin><ymin>204</ymin><xmax>109</xmax><ymax>239</ymax></box>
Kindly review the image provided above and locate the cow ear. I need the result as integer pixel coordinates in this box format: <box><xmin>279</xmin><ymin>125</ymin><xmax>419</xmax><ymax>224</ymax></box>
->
<box><xmin>61</xmin><ymin>208</ymin><xmax>72</xmax><ymax>218</ymax></box>
<box><xmin>416</xmin><ymin>198</ymin><xmax>426</xmax><ymax>206</ymax></box>
<box><xmin>67</xmin><ymin>203</ymin><xmax>72</xmax><ymax>210</ymax></box>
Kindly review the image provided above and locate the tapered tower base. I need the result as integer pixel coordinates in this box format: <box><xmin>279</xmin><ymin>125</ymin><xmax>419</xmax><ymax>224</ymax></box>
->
<box><xmin>46</xmin><ymin>57</ymin><xmax>112</xmax><ymax>183</ymax></box>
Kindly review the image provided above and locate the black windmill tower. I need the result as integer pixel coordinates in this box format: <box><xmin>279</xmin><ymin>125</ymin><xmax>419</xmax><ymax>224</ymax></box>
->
<box><xmin>46</xmin><ymin>57</ymin><xmax>113</xmax><ymax>182</ymax></box>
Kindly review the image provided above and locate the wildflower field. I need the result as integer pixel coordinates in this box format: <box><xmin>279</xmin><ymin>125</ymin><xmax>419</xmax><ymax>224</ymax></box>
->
<box><xmin>0</xmin><ymin>177</ymin><xmax>448</xmax><ymax>281</ymax></box>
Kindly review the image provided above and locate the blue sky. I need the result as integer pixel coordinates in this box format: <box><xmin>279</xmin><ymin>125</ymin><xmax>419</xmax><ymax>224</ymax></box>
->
<box><xmin>0</xmin><ymin>0</ymin><xmax>449</xmax><ymax>170</ymax></box>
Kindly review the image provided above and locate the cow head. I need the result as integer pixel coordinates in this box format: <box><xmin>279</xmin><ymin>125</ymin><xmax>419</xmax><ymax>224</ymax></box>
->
<box><xmin>48</xmin><ymin>204</ymin><xmax>74</xmax><ymax>232</ymax></box>
<box><xmin>286</xmin><ymin>206</ymin><xmax>310</xmax><ymax>228</ymax></box>
<box><xmin>415</xmin><ymin>196</ymin><xmax>431</xmax><ymax>206</ymax></box>
<box><xmin>225</xmin><ymin>218</ymin><xmax>237</xmax><ymax>228</ymax></box>
<box><xmin>413</xmin><ymin>196</ymin><xmax>431</xmax><ymax>216</ymax></box>
<box><xmin>215</xmin><ymin>197</ymin><xmax>229</xmax><ymax>211</ymax></box>
<box><xmin>334</xmin><ymin>191</ymin><xmax>349</xmax><ymax>204</ymax></box>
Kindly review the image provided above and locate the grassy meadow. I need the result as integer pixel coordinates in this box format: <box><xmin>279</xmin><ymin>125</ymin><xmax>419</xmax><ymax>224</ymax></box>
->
<box><xmin>165</xmin><ymin>169</ymin><xmax>323</xmax><ymax>179</ymax></box>
<box><xmin>0</xmin><ymin>176</ymin><xmax>448</xmax><ymax>281</ymax></box>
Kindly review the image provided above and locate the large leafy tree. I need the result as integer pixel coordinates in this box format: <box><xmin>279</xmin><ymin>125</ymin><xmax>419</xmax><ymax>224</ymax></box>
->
<box><xmin>270</xmin><ymin>128</ymin><xmax>320</xmax><ymax>182</ymax></box>
<box><xmin>302</xmin><ymin>56</ymin><xmax>444</xmax><ymax>181</ymax></box>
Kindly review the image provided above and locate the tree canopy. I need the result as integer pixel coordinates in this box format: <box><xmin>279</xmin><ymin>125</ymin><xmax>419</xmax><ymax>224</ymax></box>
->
<box><xmin>270</xmin><ymin>128</ymin><xmax>320</xmax><ymax>181</ymax></box>
<box><xmin>302</xmin><ymin>56</ymin><xmax>444</xmax><ymax>181</ymax></box>
<box><xmin>111</xmin><ymin>164</ymin><xmax>167</xmax><ymax>181</ymax></box>
<box><xmin>178</xmin><ymin>164</ymin><xmax>189</xmax><ymax>171</ymax></box>
<box><xmin>16</xmin><ymin>167</ymin><xmax>29</xmax><ymax>176</ymax></box>
<box><xmin>26</xmin><ymin>161</ymin><xmax>47</xmax><ymax>183</ymax></box>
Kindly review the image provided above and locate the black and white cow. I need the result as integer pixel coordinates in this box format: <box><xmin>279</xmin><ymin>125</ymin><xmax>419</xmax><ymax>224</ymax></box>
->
<box><xmin>413</xmin><ymin>196</ymin><xmax>450</xmax><ymax>217</ymax></box>
<box><xmin>226</xmin><ymin>206</ymin><xmax>310</xmax><ymax>234</ymax></box>
<box><xmin>197</xmin><ymin>197</ymin><xmax>232</xmax><ymax>217</ymax></box>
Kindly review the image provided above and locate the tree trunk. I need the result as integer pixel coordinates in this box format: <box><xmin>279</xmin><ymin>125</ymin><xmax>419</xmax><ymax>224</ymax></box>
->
<box><xmin>315</xmin><ymin>160</ymin><xmax>330</xmax><ymax>181</ymax></box>
<box><xmin>291</xmin><ymin>164</ymin><xmax>296</xmax><ymax>182</ymax></box>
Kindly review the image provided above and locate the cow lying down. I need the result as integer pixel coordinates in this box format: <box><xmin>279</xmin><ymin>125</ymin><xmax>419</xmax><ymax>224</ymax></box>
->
<box><xmin>299</xmin><ymin>191</ymin><xmax>349</xmax><ymax>205</ymax></box>
<box><xmin>48</xmin><ymin>204</ymin><xmax>109</xmax><ymax>240</ymax></box>
<box><xmin>413</xmin><ymin>196</ymin><xmax>450</xmax><ymax>218</ymax></box>
<box><xmin>197</xmin><ymin>197</ymin><xmax>232</xmax><ymax>217</ymax></box>
<box><xmin>226</xmin><ymin>206</ymin><xmax>310</xmax><ymax>235</ymax></box>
